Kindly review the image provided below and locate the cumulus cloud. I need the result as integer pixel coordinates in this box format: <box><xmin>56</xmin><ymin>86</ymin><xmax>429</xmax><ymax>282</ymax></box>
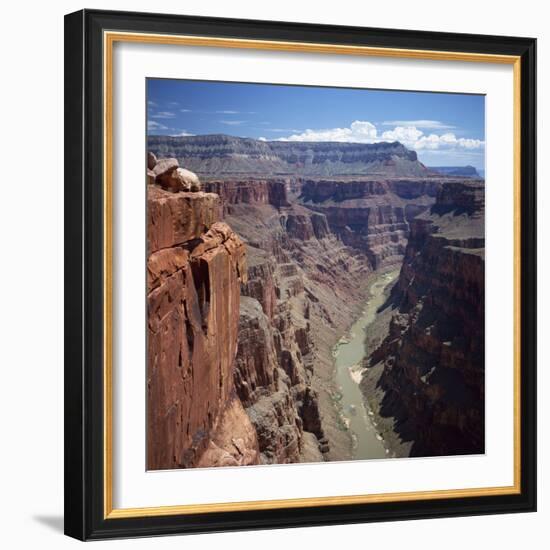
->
<box><xmin>381</xmin><ymin>126</ymin><xmax>424</xmax><ymax>143</ymax></box>
<box><xmin>280</xmin><ymin>120</ymin><xmax>378</xmax><ymax>143</ymax></box>
<box><xmin>277</xmin><ymin>120</ymin><xmax>484</xmax><ymax>153</ymax></box>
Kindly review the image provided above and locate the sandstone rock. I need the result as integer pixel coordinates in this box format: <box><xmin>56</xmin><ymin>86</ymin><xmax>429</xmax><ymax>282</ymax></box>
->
<box><xmin>196</xmin><ymin>397</ymin><xmax>260</xmax><ymax>467</ymax></box>
<box><xmin>152</xmin><ymin>157</ymin><xmax>179</xmax><ymax>178</ymax></box>
<box><xmin>147</xmin><ymin>134</ymin><xmax>429</xmax><ymax>177</ymax></box>
<box><xmin>204</xmin><ymin>179</ymin><xmax>289</xmax><ymax>210</ymax></box>
<box><xmin>147</xmin><ymin>186</ymin><xmax>221</xmax><ymax>253</ymax></box>
<box><xmin>147</xmin><ymin>246</ymin><xmax>188</xmax><ymax>292</ymax></box>
<box><xmin>146</xmin><ymin>185</ymin><xmax>253</xmax><ymax>470</ymax></box>
<box><xmin>177</xmin><ymin>168</ymin><xmax>202</xmax><ymax>191</ymax></box>
<box><xmin>147</xmin><ymin>151</ymin><xmax>157</xmax><ymax>170</ymax></box>
<box><xmin>365</xmin><ymin>179</ymin><xmax>485</xmax><ymax>457</ymax></box>
<box><xmin>147</xmin><ymin>169</ymin><xmax>155</xmax><ymax>185</ymax></box>
<box><xmin>152</xmin><ymin>158</ymin><xmax>182</xmax><ymax>192</ymax></box>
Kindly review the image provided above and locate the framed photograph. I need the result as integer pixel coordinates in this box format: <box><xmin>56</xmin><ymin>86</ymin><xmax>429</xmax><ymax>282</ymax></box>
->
<box><xmin>64</xmin><ymin>9</ymin><xmax>536</xmax><ymax>540</ymax></box>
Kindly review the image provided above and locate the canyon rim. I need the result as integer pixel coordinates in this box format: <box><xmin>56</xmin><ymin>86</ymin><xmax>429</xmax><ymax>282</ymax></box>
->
<box><xmin>145</xmin><ymin>80</ymin><xmax>486</xmax><ymax>470</ymax></box>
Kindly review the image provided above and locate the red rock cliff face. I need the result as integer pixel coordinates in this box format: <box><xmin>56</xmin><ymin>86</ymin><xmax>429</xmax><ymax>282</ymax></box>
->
<box><xmin>147</xmin><ymin>177</ymin><xmax>259</xmax><ymax>469</ymax></box>
<box><xmin>298</xmin><ymin>177</ymin><xmax>442</xmax><ymax>269</ymax></box>
<box><xmin>205</xmin><ymin>179</ymin><xmax>290</xmax><ymax>210</ymax></box>
<box><xmin>209</xmin><ymin>178</ymin><xmax>376</xmax><ymax>463</ymax></box>
<box><xmin>363</xmin><ymin>180</ymin><xmax>485</xmax><ymax>457</ymax></box>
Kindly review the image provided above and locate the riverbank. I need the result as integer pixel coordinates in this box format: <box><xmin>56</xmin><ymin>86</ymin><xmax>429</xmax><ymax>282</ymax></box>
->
<box><xmin>331</xmin><ymin>267</ymin><xmax>400</xmax><ymax>460</ymax></box>
<box><xmin>359</xmin><ymin>273</ymin><xmax>413</xmax><ymax>458</ymax></box>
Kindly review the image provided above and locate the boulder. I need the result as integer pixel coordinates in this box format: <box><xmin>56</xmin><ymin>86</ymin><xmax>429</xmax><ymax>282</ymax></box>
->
<box><xmin>177</xmin><ymin>168</ymin><xmax>202</xmax><ymax>192</ymax></box>
<box><xmin>147</xmin><ymin>151</ymin><xmax>157</xmax><ymax>170</ymax></box>
<box><xmin>152</xmin><ymin>157</ymin><xmax>179</xmax><ymax>178</ymax></box>
<box><xmin>153</xmin><ymin>159</ymin><xmax>184</xmax><ymax>192</ymax></box>
<box><xmin>146</xmin><ymin>169</ymin><xmax>155</xmax><ymax>185</ymax></box>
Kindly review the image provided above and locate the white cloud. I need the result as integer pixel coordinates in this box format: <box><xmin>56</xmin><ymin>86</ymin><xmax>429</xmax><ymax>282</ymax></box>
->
<box><xmin>276</xmin><ymin>120</ymin><xmax>484</xmax><ymax>154</ymax></box>
<box><xmin>279</xmin><ymin>120</ymin><xmax>378</xmax><ymax>142</ymax></box>
<box><xmin>180</xmin><ymin>109</ymin><xmax>192</xmax><ymax>113</ymax></box>
<box><xmin>170</xmin><ymin>131</ymin><xmax>194</xmax><ymax>137</ymax></box>
<box><xmin>381</xmin><ymin>126</ymin><xmax>424</xmax><ymax>142</ymax></box>
<box><xmin>220</xmin><ymin>120</ymin><xmax>246</xmax><ymax>125</ymax></box>
<box><xmin>147</xmin><ymin>120</ymin><xmax>168</xmax><ymax>131</ymax></box>
<box><xmin>258</xmin><ymin>137</ymin><xmax>267</xmax><ymax>142</ymax></box>
<box><xmin>216</xmin><ymin>110</ymin><xmax>239</xmax><ymax>114</ymax></box>
<box><xmin>151</xmin><ymin>111</ymin><xmax>176</xmax><ymax>119</ymax></box>
<box><xmin>381</xmin><ymin>119</ymin><xmax>456</xmax><ymax>130</ymax></box>
<box><xmin>414</xmin><ymin>132</ymin><xmax>484</xmax><ymax>151</ymax></box>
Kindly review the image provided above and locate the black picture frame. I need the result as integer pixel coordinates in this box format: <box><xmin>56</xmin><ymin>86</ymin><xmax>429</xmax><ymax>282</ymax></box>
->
<box><xmin>64</xmin><ymin>8</ymin><xmax>537</xmax><ymax>541</ymax></box>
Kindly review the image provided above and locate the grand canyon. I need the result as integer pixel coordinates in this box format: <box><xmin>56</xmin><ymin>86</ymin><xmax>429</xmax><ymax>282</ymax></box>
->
<box><xmin>145</xmin><ymin>133</ymin><xmax>485</xmax><ymax>470</ymax></box>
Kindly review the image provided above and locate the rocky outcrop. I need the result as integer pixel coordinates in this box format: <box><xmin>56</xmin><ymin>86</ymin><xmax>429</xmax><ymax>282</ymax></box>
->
<box><xmin>298</xmin><ymin>177</ymin><xmax>442</xmax><ymax>269</ymax></box>
<box><xmin>151</xmin><ymin>156</ymin><xmax>202</xmax><ymax>192</ymax></box>
<box><xmin>146</xmin><ymin>142</ymin><xmax>486</xmax><ymax>468</ymax></box>
<box><xmin>146</xmin><ymin>159</ymin><xmax>259</xmax><ymax>470</ymax></box>
<box><xmin>210</xmin><ymin>179</ymin><xmax>376</xmax><ymax>462</ymax></box>
<box><xmin>148</xmin><ymin>134</ymin><xmax>430</xmax><ymax>177</ymax></box>
<box><xmin>362</xmin><ymin>180</ymin><xmax>485</xmax><ymax>457</ymax></box>
<box><xmin>204</xmin><ymin>179</ymin><xmax>290</xmax><ymax>211</ymax></box>
<box><xmin>234</xmin><ymin>251</ymin><xmax>327</xmax><ymax>464</ymax></box>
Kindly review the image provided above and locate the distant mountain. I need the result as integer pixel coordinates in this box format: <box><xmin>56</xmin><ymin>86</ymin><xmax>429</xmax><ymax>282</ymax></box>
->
<box><xmin>147</xmin><ymin>134</ymin><xmax>431</xmax><ymax>177</ymax></box>
<box><xmin>428</xmin><ymin>166</ymin><xmax>480</xmax><ymax>178</ymax></box>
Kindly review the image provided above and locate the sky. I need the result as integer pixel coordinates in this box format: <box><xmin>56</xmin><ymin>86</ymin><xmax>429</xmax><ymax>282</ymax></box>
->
<box><xmin>147</xmin><ymin>79</ymin><xmax>485</xmax><ymax>169</ymax></box>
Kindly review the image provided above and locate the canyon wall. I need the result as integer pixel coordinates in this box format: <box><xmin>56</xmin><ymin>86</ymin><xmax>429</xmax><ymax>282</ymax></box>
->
<box><xmin>146</xmin><ymin>141</ymin><xmax>485</xmax><ymax>467</ymax></box>
<box><xmin>206</xmin><ymin>178</ymin><xmax>374</xmax><ymax>462</ymax></box>
<box><xmin>362</xmin><ymin>180</ymin><xmax>485</xmax><ymax>456</ymax></box>
<box><xmin>146</xmin><ymin>158</ymin><xmax>260</xmax><ymax>470</ymax></box>
<box><xmin>298</xmin><ymin>177</ymin><xmax>441</xmax><ymax>269</ymax></box>
<box><xmin>148</xmin><ymin>134</ymin><xmax>431</xmax><ymax>177</ymax></box>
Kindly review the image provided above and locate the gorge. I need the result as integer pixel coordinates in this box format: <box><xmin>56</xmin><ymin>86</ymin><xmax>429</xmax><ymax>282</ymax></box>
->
<box><xmin>146</xmin><ymin>135</ymin><xmax>485</xmax><ymax>469</ymax></box>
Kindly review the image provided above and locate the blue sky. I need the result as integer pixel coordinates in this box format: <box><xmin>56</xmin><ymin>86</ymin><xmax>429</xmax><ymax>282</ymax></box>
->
<box><xmin>147</xmin><ymin>79</ymin><xmax>485</xmax><ymax>168</ymax></box>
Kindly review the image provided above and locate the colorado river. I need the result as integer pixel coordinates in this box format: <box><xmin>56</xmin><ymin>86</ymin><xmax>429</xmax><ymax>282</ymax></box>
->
<box><xmin>333</xmin><ymin>269</ymin><xmax>400</xmax><ymax>460</ymax></box>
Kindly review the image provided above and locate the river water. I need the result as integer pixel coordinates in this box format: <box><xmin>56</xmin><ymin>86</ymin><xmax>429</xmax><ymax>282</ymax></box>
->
<box><xmin>333</xmin><ymin>270</ymin><xmax>400</xmax><ymax>460</ymax></box>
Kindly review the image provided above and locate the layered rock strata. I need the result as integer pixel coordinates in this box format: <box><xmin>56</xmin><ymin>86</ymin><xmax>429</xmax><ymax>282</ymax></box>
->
<box><xmin>146</xmin><ymin>158</ymin><xmax>259</xmax><ymax>470</ymax></box>
<box><xmin>361</xmin><ymin>180</ymin><xmax>485</xmax><ymax>457</ymax></box>
<box><xmin>148</xmin><ymin>134</ymin><xmax>431</xmax><ymax>177</ymax></box>
<box><xmin>298</xmin><ymin>177</ymin><xmax>441</xmax><ymax>269</ymax></box>
<box><xmin>213</xmin><ymin>179</ymin><xmax>376</xmax><ymax>462</ymax></box>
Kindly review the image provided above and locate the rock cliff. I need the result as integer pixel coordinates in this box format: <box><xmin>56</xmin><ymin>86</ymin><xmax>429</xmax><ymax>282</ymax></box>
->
<box><xmin>146</xmin><ymin>143</ymin><xmax>485</xmax><ymax>467</ymax></box>
<box><xmin>148</xmin><ymin>134</ymin><xmax>430</xmax><ymax>177</ymax></box>
<box><xmin>298</xmin><ymin>177</ymin><xmax>442</xmax><ymax>269</ymax></box>
<box><xmin>361</xmin><ymin>179</ymin><xmax>485</xmax><ymax>457</ymax></box>
<box><xmin>214</xmin><ymin>180</ymin><xmax>374</xmax><ymax>462</ymax></box>
<box><xmin>146</xmin><ymin>158</ymin><xmax>259</xmax><ymax>470</ymax></box>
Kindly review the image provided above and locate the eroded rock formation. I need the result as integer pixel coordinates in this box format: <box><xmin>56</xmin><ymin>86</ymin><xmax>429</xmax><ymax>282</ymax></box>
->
<box><xmin>210</xmin><ymin>179</ymin><xmax>376</xmax><ymax>462</ymax></box>
<box><xmin>361</xmin><ymin>180</ymin><xmax>485</xmax><ymax>457</ymax></box>
<box><xmin>148</xmin><ymin>134</ymin><xmax>431</xmax><ymax>177</ymax></box>
<box><xmin>146</xmin><ymin>156</ymin><xmax>259</xmax><ymax>470</ymax></box>
<box><xmin>298</xmin><ymin>177</ymin><xmax>441</xmax><ymax>269</ymax></box>
<box><xmin>146</xmin><ymin>139</ymin><xmax>486</xmax><ymax>468</ymax></box>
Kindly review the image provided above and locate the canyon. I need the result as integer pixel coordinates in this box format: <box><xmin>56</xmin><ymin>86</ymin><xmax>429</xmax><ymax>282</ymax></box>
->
<box><xmin>146</xmin><ymin>136</ymin><xmax>485</xmax><ymax>469</ymax></box>
<box><xmin>361</xmin><ymin>179</ymin><xmax>485</xmax><ymax>457</ymax></box>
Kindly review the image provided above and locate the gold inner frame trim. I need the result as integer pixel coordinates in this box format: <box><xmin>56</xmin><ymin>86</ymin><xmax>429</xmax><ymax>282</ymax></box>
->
<box><xmin>103</xmin><ymin>30</ymin><xmax>522</xmax><ymax>520</ymax></box>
